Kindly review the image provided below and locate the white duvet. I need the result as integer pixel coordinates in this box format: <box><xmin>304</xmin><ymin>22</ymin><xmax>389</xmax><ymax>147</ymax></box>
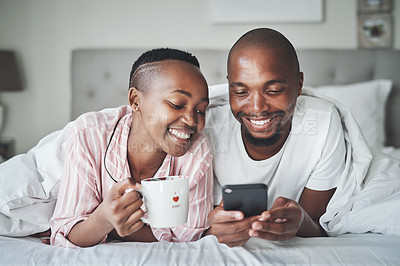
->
<box><xmin>301</xmin><ymin>89</ymin><xmax>400</xmax><ymax>236</ymax></box>
<box><xmin>0</xmin><ymin>87</ymin><xmax>400</xmax><ymax>238</ymax></box>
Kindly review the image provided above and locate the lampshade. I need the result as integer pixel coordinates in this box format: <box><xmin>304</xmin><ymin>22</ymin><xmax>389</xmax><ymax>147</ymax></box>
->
<box><xmin>0</xmin><ymin>51</ymin><xmax>23</xmax><ymax>91</ymax></box>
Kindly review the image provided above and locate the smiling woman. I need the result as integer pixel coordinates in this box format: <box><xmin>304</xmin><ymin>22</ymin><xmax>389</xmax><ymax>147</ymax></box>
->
<box><xmin>46</xmin><ymin>48</ymin><xmax>214</xmax><ymax>248</ymax></box>
<box><xmin>129</xmin><ymin>59</ymin><xmax>209</xmax><ymax>158</ymax></box>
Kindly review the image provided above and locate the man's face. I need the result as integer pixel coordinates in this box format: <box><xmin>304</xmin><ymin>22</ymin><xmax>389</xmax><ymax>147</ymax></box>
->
<box><xmin>227</xmin><ymin>46</ymin><xmax>303</xmax><ymax>148</ymax></box>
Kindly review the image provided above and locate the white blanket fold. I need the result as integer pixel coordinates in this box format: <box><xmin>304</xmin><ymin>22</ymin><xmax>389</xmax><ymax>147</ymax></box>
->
<box><xmin>303</xmin><ymin>88</ymin><xmax>400</xmax><ymax>236</ymax></box>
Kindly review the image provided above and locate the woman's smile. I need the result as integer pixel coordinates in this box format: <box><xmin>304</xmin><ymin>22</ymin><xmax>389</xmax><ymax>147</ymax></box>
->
<box><xmin>168</xmin><ymin>127</ymin><xmax>195</xmax><ymax>146</ymax></box>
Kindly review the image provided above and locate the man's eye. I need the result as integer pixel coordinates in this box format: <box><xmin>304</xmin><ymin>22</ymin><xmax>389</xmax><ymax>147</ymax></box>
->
<box><xmin>267</xmin><ymin>89</ymin><xmax>284</xmax><ymax>95</ymax></box>
<box><xmin>168</xmin><ymin>102</ymin><xmax>183</xmax><ymax>109</ymax></box>
<box><xmin>233</xmin><ymin>90</ymin><xmax>248</xmax><ymax>95</ymax></box>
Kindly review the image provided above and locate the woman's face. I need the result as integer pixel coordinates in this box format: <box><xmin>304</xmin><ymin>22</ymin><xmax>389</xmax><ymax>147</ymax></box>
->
<box><xmin>131</xmin><ymin>60</ymin><xmax>209</xmax><ymax>157</ymax></box>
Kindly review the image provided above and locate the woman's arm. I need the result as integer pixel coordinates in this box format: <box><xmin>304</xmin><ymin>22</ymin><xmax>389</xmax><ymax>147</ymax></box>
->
<box><xmin>108</xmin><ymin>225</ymin><xmax>157</xmax><ymax>242</ymax></box>
<box><xmin>67</xmin><ymin>179</ymin><xmax>146</xmax><ymax>247</ymax></box>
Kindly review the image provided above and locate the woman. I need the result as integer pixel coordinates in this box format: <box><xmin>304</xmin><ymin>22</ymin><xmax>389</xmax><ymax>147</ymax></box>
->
<box><xmin>50</xmin><ymin>48</ymin><xmax>213</xmax><ymax>248</ymax></box>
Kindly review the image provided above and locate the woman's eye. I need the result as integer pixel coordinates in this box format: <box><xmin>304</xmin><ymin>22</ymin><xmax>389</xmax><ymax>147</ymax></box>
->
<box><xmin>196</xmin><ymin>109</ymin><xmax>206</xmax><ymax>115</ymax></box>
<box><xmin>168</xmin><ymin>102</ymin><xmax>183</xmax><ymax>109</ymax></box>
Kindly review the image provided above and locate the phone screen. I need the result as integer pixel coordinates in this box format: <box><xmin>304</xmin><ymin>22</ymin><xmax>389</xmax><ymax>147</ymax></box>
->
<box><xmin>222</xmin><ymin>184</ymin><xmax>268</xmax><ymax>217</ymax></box>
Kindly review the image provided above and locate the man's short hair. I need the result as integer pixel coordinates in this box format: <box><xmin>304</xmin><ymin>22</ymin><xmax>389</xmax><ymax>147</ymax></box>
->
<box><xmin>228</xmin><ymin>28</ymin><xmax>299</xmax><ymax>73</ymax></box>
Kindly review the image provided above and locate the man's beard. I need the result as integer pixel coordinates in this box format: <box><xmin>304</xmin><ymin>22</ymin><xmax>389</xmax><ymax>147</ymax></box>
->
<box><xmin>242</xmin><ymin>124</ymin><xmax>283</xmax><ymax>147</ymax></box>
<box><xmin>237</xmin><ymin>110</ymin><xmax>285</xmax><ymax>147</ymax></box>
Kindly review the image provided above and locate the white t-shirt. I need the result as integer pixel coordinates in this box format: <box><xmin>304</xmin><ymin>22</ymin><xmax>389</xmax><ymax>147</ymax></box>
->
<box><xmin>204</xmin><ymin>95</ymin><xmax>346</xmax><ymax>207</ymax></box>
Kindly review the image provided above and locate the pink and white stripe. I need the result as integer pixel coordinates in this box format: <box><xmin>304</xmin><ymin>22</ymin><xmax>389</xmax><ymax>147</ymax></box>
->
<box><xmin>50</xmin><ymin>106</ymin><xmax>213</xmax><ymax>247</ymax></box>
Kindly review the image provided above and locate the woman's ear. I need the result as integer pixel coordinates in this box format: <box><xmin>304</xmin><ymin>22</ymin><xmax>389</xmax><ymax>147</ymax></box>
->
<box><xmin>128</xmin><ymin>87</ymin><xmax>140</xmax><ymax>112</ymax></box>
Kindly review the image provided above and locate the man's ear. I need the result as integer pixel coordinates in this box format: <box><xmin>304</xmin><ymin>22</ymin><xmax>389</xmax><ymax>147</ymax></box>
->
<box><xmin>128</xmin><ymin>87</ymin><xmax>140</xmax><ymax>112</ymax></box>
<box><xmin>298</xmin><ymin>72</ymin><xmax>304</xmax><ymax>96</ymax></box>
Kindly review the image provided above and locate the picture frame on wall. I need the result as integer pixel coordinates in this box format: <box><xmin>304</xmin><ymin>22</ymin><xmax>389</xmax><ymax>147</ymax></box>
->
<box><xmin>358</xmin><ymin>13</ymin><xmax>392</xmax><ymax>49</ymax></box>
<box><xmin>209</xmin><ymin>0</ymin><xmax>323</xmax><ymax>24</ymax></box>
<box><xmin>357</xmin><ymin>0</ymin><xmax>392</xmax><ymax>13</ymax></box>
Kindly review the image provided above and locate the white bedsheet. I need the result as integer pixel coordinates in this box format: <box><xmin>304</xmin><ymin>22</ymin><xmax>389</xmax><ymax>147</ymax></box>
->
<box><xmin>1</xmin><ymin>234</ymin><xmax>400</xmax><ymax>265</ymax></box>
<box><xmin>382</xmin><ymin>146</ymin><xmax>400</xmax><ymax>162</ymax></box>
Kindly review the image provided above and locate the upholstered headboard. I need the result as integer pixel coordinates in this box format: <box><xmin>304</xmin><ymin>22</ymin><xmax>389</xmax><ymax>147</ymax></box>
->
<box><xmin>71</xmin><ymin>49</ymin><xmax>400</xmax><ymax>147</ymax></box>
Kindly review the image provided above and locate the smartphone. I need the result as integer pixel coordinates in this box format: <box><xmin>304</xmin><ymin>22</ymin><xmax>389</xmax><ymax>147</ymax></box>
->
<box><xmin>222</xmin><ymin>183</ymin><xmax>268</xmax><ymax>217</ymax></box>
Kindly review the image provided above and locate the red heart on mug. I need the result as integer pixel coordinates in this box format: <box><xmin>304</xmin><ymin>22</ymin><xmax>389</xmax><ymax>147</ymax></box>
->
<box><xmin>173</xmin><ymin>196</ymin><xmax>179</xmax><ymax>202</ymax></box>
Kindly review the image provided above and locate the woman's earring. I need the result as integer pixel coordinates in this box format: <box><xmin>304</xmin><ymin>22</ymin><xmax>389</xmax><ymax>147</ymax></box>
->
<box><xmin>135</xmin><ymin>107</ymin><xmax>139</xmax><ymax>111</ymax></box>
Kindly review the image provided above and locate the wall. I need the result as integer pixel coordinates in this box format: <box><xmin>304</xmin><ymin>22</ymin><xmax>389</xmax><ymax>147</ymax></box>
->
<box><xmin>0</xmin><ymin>0</ymin><xmax>399</xmax><ymax>154</ymax></box>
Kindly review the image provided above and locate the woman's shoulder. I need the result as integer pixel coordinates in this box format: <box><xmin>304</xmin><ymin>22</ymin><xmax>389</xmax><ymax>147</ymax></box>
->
<box><xmin>174</xmin><ymin>133</ymin><xmax>213</xmax><ymax>184</ymax></box>
<box><xmin>72</xmin><ymin>105</ymin><xmax>131</xmax><ymax>132</ymax></box>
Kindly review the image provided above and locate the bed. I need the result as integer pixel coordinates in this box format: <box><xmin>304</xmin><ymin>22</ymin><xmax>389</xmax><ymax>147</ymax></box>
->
<box><xmin>1</xmin><ymin>48</ymin><xmax>400</xmax><ymax>265</ymax></box>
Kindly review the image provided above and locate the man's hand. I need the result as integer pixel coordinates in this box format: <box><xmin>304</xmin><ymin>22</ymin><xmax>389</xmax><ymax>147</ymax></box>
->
<box><xmin>206</xmin><ymin>201</ymin><xmax>258</xmax><ymax>247</ymax></box>
<box><xmin>248</xmin><ymin>197</ymin><xmax>305</xmax><ymax>241</ymax></box>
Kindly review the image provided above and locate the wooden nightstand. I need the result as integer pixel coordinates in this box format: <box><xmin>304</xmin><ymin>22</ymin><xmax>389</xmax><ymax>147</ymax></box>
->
<box><xmin>0</xmin><ymin>138</ymin><xmax>15</xmax><ymax>161</ymax></box>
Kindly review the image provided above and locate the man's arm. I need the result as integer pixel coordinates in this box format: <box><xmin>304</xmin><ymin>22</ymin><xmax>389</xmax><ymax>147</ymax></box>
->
<box><xmin>249</xmin><ymin>188</ymin><xmax>335</xmax><ymax>240</ymax></box>
<box><xmin>297</xmin><ymin>187</ymin><xmax>335</xmax><ymax>236</ymax></box>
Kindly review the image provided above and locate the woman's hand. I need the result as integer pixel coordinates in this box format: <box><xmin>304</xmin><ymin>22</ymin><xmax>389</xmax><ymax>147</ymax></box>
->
<box><xmin>67</xmin><ymin>178</ymin><xmax>145</xmax><ymax>247</ymax></box>
<box><xmin>100</xmin><ymin>178</ymin><xmax>145</xmax><ymax>237</ymax></box>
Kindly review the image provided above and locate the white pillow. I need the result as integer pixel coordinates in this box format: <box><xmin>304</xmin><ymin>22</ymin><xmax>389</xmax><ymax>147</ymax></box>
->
<box><xmin>308</xmin><ymin>80</ymin><xmax>392</xmax><ymax>149</ymax></box>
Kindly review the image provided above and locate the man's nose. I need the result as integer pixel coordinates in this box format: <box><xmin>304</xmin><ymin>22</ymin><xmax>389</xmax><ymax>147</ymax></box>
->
<box><xmin>251</xmin><ymin>92</ymin><xmax>268</xmax><ymax>113</ymax></box>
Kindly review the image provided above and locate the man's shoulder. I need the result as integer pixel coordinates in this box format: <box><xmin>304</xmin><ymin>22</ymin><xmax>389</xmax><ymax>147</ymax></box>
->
<box><xmin>296</xmin><ymin>95</ymin><xmax>336</xmax><ymax>115</ymax></box>
<box><xmin>204</xmin><ymin>103</ymin><xmax>238</xmax><ymax>140</ymax></box>
<box><xmin>296</xmin><ymin>95</ymin><xmax>335</xmax><ymax>112</ymax></box>
<box><xmin>291</xmin><ymin>95</ymin><xmax>342</xmax><ymax>144</ymax></box>
<box><xmin>186</xmin><ymin>132</ymin><xmax>213</xmax><ymax>161</ymax></box>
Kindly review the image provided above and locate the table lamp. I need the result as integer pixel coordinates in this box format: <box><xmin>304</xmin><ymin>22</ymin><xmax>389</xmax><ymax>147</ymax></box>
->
<box><xmin>0</xmin><ymin>50</ymin><xmax>23</xmax><ymax>135</ymax></box>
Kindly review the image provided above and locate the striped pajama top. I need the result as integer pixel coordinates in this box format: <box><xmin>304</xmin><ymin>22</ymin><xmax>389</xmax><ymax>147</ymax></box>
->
<box><xmin>50</xmin><ymin>105</ymin><xmax>213</xmax><ymax>248</ymax></box>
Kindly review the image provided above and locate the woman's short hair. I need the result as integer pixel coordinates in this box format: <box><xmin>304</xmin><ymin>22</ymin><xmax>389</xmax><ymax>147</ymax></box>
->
<box><xmin>129</xmin><ymin>48</ymin><xmax>200</xmax><ymax>90</ymax></box>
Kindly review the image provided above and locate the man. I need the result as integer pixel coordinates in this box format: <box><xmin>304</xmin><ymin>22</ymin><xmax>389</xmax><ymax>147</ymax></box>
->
<box><xmin>203</xmin><ymin>28</ymin><xmax>346</xmax><ymax>247</ymax></box>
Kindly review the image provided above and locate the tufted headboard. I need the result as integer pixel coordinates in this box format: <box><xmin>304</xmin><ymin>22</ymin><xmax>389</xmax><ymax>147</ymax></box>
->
<box><xmin>71</xmin><ymin>49</ymin><xmax>400</xmax><ymax>147</ymax></box>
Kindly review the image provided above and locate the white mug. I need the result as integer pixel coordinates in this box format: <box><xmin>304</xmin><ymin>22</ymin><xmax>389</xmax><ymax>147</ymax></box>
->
<box><xmin>138</xmin><ymin>175</ymin><xmax>189</xmax><ymax>228</ymax></box>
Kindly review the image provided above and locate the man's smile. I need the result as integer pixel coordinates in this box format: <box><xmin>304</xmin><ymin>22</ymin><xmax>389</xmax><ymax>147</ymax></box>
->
<box><xmin>241</xmin><ymin>114</ymin><xmax>280</xmax><ymax>132</ymax></box>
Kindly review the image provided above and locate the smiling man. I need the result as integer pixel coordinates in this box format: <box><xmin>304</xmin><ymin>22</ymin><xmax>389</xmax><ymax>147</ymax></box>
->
<box><xmin>204</xmin><ymin>28</ymin><xmax>346</xmax><ymax>247</ymax></box>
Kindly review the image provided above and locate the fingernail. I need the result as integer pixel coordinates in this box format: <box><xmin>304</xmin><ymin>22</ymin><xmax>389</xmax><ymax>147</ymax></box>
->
<box><xmin>262</xmin><ymin>213</ymin><xmax>271</xmax><ymax>220</ymax></box>
<box><xmin>249</xmin><ymin>230</ymin><xmax>259</xmax><ymax>237</ymax></box>
<box><xmin>235</xmin><ymin>213</ymin><xmax>242</xmax><ymax>219</ymax></box>
<box><xmin>253</xmin><ymin>223</ymin><xmax>262</xmax><ymax>230</ymax></box>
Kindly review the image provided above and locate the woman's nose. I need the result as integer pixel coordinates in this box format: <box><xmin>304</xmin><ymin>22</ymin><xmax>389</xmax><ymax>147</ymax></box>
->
<box><xmin>181</xmin><ymin>109</ymin><xmax>197</xmax><ymax>127</ymax></box>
